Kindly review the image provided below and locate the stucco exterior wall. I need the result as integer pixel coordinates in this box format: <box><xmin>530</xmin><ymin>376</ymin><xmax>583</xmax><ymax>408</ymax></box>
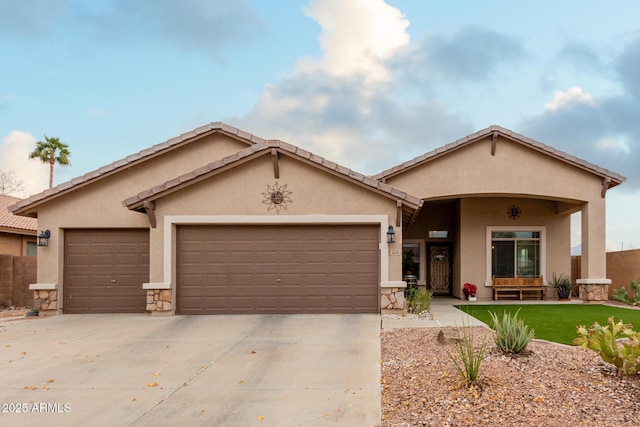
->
<box><xmin>459</xmin><ymin>197</ymin><xmax>570</xmax><ymax>300</ymax></box>
<box><xmin>33</xmin><ymin>133</ymin><xmax>251</xmax><ymax>286</ymax></box>
<box><xmin>148</xmin><ymin>154</ymin><xmax>401</xmax><ymax>285</ymax></box>
<box><xmin>0</xmin><ymin>233</ymin><xmax>26</xmax><ymax>256</ymax></box>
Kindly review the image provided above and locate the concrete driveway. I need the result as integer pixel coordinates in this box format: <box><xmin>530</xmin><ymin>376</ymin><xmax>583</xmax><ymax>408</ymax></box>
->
<box><xmin>0</xmin><ymin>314</ymin><xmax>381</xmax><ymax>426</ymax></box>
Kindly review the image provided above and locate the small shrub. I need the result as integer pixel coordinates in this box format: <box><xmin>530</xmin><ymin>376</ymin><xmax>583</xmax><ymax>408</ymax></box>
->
<box><xmin>489</xmin><ymin>309</ymin><xmax>535</xmax><ymax>354</ymax></box>
<box><xmin>574</xmin><ymin>317</ymin><xmax>640</xmax><ymax>375</ymax></box>
<box><xmin>612</xmin><ymin>279</ymin><xmax>640</xmax><ymax>306</ymax></box>
<box><xmin>444</xmin><ymin>324</ymin><xmax>487</xmax><ymax>386</ymax></box>
<box><xmin>408</xmin><ymin>288</ymin><xmax>432</xmax><ymax>314</ymax></box>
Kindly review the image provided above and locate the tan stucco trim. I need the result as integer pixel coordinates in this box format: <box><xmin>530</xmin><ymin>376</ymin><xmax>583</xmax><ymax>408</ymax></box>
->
<box><xmin>143</xmin><ymin>282</ymin><xmax>170</xmax><ymax>289</ymax></box>
<box><xmin>577</xmin><ymin>278</ymin><xmax>611</xmax><ymax>284</ymax></box>
<box><xmin>162</xmin><ymin>214</ymin><xmax>391</xmax><ymax>292</ymax></box>
<box><xmin>29</xmin><ymin>283</ymin><xmax>57</xmax><ymax>290</ymax></box>
<box><xmin>484</xmin><ymin>226</ymin><xmax>547</xmax><ymax>287</ymax></box>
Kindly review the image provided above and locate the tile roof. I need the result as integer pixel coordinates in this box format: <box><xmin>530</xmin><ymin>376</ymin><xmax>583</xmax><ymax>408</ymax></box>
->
<box><xmin>372</xmin><ymin>125</ymin><xmax>627</xmax><ymax>185</ymax></box>
<box><xmin>9</xmin><ymin>122</ymin><xmax>263</xmax><ymax>216</ymax></box>
<box><xmin>123</xmin><ymin>140</ymin><xmax>424</xmax><ymax>211</ymax></box>
<box><xmin>0</xmin><ymin>195</ymin><xmax>37</xmax><ymax>232</ymax></box>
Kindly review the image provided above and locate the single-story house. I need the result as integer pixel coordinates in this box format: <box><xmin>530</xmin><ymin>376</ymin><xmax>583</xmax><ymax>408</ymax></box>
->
<box><xmin>9</xmin><ymin>123</ymin><xmax>625</xmax><ymax>314</ymax></box>
<box><xmin>1</xmin><ymin>194</ymin><xmax>37</xmax><ymax>256</ymax></box>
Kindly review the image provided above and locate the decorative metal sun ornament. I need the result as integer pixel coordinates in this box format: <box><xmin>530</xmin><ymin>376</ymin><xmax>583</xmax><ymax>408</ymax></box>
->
<box><xmin>262</xmin><ymin>182</ymin><xmax>293</xmax><ymax>213</ymax></box>
<box><xmin>507</xmin><ymin>205</ymin><xmax>522</xmax><ymax>220</ymax></box>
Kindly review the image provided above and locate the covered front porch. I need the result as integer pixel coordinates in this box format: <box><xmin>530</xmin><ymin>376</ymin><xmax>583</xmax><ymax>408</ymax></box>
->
<box><xmin>399</xmin><ymin>194</ymin><xmax>609</xmax><ymax>304</ymax></box>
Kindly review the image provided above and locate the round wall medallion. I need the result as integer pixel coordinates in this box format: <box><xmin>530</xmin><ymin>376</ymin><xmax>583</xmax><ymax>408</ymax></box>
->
<box><xmin>507</xmin><ymin>205</ymin><xmax>521</xmax><ymax>220</ymax></box>
<box><xmin>262</xmin><ymin>182</ymin><xmax>293</xmax><ymax>213</ymax></box>
<box><xmin>270</xmin><ymin>191</ymin><xmax>285</xmax><ymax>204</ymax></box>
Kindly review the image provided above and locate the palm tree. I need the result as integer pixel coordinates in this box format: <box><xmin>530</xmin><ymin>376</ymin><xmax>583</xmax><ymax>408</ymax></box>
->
<box><xmin>29</xmin><ymin>135</ymin><xmax>71</xmax><ymax>188</ymax></box>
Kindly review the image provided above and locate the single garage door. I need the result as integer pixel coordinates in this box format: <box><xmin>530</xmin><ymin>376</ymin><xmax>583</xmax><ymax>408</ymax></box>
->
<box><xmin>64</xmin><ymin>229</ymin><xmax>149</xmax><ymax>314</ymax></box>
<box><xmin>177</xmin><ymin>224</ymin><xmax>379</xmax><ymax>314</ymax></box>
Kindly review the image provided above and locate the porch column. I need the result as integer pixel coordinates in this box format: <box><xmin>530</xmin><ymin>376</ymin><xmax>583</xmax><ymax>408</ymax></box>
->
<box><xmin>577</xmin><ymin>199</ymin><xmax>610</xmax><ymax>303</ymax></box>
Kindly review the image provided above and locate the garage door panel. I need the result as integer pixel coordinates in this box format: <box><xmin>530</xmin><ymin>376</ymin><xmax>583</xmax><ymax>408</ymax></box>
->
<box><xmin>177</xmin><ymin>225</ymin><xmax>379</xmax><ymax>314</ymax></box>
<box><xmin>64</xmin><ymin>229</ymin><xmax>149</xmax><ymax>314</ymax></box>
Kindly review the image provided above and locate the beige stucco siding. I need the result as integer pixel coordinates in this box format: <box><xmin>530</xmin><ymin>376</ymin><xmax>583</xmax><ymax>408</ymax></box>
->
<box><xmin>459</xmin><ymin>197</ymin><xmax>570</xmax><ymax>299</ymax></box>
<box><xmin>386</xmin><ymin>135</ymin><xmax>604</xmax><ymax>203</ymax></box>
<box><xmin>147</xmin><ymin>154</ymin><xmax>401</xmax><ymax>284</ymax></box>
<box><xmin>34</xmin><ymin>133</ymin><xmax>250</xmax><ymax>286</ymax></box>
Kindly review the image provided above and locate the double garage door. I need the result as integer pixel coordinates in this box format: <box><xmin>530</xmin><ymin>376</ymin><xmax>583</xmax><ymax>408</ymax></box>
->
<box><xmin>177</xmin><ymin>224</ymin><xmax>380</xmax><ymax>314</ymax></box>
<box><xmin>64</xmin><ymin>225</ymin><xmax>380</xmax><ymax>314</ymax></box>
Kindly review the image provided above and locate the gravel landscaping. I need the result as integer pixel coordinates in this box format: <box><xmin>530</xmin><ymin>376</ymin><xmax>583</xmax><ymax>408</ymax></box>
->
<box><xmin>381</xmin><ymin>325</ymin><xmax>640</xmax><ymax>426</ymax></box>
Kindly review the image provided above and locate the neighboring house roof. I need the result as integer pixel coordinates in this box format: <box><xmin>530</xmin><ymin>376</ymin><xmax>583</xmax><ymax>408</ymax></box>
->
<box><xmin>9</xmin><ymin>122</ymin><xmax>265</xmax><ymax>217</ymax></box>
<box><xmin>123</xmin><ymin>139</ymin><xmax>423</xmax><ymax>223</ymax></box>
<box><xmin>372</xmin><ymin>125</ymin><xmax>627</xmax><ymax>187</ymax></box>
<box><xmin>0</xmin><ymin>194</ymin><xmax>37</xmax><ymax>234</ymax></box>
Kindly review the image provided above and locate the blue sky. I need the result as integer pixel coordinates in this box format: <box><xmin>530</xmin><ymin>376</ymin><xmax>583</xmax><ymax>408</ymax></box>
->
<box><xmin>1</xmin><ymin>0</ymin><xmax>639</xmax><ymax>251</ymax></box>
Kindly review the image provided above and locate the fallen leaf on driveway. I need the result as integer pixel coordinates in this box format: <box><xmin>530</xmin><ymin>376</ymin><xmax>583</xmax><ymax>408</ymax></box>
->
<box><xmin>153</xmin><ymin>373</ymin><xmax>161</xmax><ymax>377</ymax></box>
<box><xmin>24</xmin><ymin>385</ymin><xmax>37</xmax><ymax>390</ymax></box>
<box><xmin>249</xmin><ymin>350</ymin><xmax>257</xmax><ymax>354</ymax></box>
<box><xmin>146</xmin><ymin>382</ymin><xmax>159</xmax><ymax>388</ymax></box>
<box><xmin>257</xmin><ymin>416</ymin><xmax>264</xmax><ymax>421</ymax></box>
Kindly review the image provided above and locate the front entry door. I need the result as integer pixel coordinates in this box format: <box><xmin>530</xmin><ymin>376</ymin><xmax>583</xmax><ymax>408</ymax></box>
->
<box><xmin>428</xmin><ymin>245</ymin><xmax>451</xmax><ymax>295</ymax></box>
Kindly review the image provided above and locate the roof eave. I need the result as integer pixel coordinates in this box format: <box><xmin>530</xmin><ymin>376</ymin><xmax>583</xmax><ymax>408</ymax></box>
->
<box><xmin>373</xmin><ymin>126</ymin><xmax>627</xmax><ymax>185</ymax></box>
<box><xmin>124</xmin><ymin>144</ymin><xmax>424</xmax><ymax>213</ymax></box>
<box><xmin>9</xmin><ymin>124</ymin><xmax>262</xmax><ymax>216</ymax></box>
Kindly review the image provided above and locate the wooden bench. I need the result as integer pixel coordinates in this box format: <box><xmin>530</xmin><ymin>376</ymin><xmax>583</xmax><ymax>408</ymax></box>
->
<box><xmin>493</xmin><ymin>277</ymin><xmax>546</xmax><ymax>301</ymax></box>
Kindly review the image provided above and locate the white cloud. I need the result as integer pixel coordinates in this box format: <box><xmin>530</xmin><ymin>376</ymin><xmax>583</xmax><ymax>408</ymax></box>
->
<box><xmin>0</xmin><ymin>131</ymin><xmax>49</xmax><ymax>197</ymax></box>
<box><xmin>596</xmin><ymin>136</ymin><xmax>631</xmax><ymax>154</ymax></box>
<box><xmin>296</xmin><ymin>0</ymin><xmax>410</xmax><ymax>83</ymax></box>
<box><xmin>544</xmin><ymin>86</ymin><xmax>595</xmax><ymax>111</ymax></box>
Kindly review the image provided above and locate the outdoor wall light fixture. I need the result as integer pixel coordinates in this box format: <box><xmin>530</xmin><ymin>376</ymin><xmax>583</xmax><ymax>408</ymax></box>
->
<box><xmin>386</xmin><ymin>225</ymin><xmax>396</xmax><ymax>244</ymax></box>
<box><xmin>37</xmin><ymin>229</ymin><xmax>51</xmax><ymax>247</ymax></box>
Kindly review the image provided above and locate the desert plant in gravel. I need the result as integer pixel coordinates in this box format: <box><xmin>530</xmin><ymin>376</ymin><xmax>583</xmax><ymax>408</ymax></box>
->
<box><xmin>407</xmin><ymin>288</ymin><xmax>432</xmax><ymax>315</ymax></box>
<box><xmin>489</xmin><ymin>308</ymin><xmax>535</xmax><ymax>354</ymax></box>
<box><xmin>612</xmin><ymin>279</ymin><xmax>640</xmax><ymax>306</ymax></box>
<box><xmin>574</xmin><ymin>317</ymin><xmax>640</xmax><ymax>375</ymax></box>
<box><xmin>444</xmin><ymin>324</ymin><xmax>487</xmax><ymax>386</ymax></box>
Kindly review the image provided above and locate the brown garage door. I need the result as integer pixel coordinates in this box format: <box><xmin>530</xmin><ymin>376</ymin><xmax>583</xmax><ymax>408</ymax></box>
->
<box><xmin>177</xmin><ymin>224</ymin><xmax>379</xmax><ymax>314</ymax></box>
<box><xmin>64</xmin><ymin>229</ymin><xmax>149</xmax><ymax>314</ymax></box>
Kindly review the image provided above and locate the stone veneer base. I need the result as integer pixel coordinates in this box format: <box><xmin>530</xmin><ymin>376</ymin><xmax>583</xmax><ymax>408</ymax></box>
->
<box><xmin>578</xmin><ymin>283</ymin><xmax>609</xmax><ymax>303</ymax></box>
<box><xmin>146</xmin><ymin>289</ymin><xmax>172</xmax><ymax>312</ymax></box>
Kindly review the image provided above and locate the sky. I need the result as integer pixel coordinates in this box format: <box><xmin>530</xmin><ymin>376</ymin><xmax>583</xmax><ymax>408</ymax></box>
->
<box><xmin>0</xmin><ymin>0</ymin><xmax>639</xmax><ymax>252</ymax></box>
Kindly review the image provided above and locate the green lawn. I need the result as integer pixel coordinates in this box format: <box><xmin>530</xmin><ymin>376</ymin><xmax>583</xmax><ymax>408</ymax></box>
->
<box><xmin>456</xmin><ymin>304</ymin><xmax>640</xmax><ymax>345</ymax></box>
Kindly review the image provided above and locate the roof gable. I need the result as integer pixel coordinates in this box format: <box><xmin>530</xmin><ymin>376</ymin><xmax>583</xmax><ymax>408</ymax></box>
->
<box><xmin>9</xmin><ymin>122</ymin><xmax>265</xmax><ymax>216</ymax></box>
<box><xmin>123</xmin><ymin>140</ymin><xmax>423</xmax><ymax>216</ymax></box>
<box><xmin>373</xmin><ymin>125</ymin><xmax>626</xmax><ymax>187</ymax></box>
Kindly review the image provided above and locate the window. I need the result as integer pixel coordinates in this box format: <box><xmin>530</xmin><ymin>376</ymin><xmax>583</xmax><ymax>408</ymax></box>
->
<box><xmin>428</xmin><ymin>230</ymin><xmax>449</xmax><ymax>238</ymax></box>
<box><xmin>26</xmin><ymin>242</ymin><xmax>37</xmax><ymax>257</ymax></box>
<box><xmin>486</xmin><ymin>227</ymin><xmax>546</xmax><ymax>285</ymax></box>
<box><xmin>403</xmin><ymin>240</ymin><xmax>427</xmax><ymax>285</ymax></box>
<box><xmin>402</xmin><ymin>243</ymin><xmax>421</xmax><ymax>279</ymax></box>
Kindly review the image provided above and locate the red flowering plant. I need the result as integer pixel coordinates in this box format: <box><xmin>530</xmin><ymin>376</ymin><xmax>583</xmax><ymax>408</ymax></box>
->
<box><xmin>463</xmin><ymin>283</ymin><xmax>477</xmax><ymax>297</ymax></box>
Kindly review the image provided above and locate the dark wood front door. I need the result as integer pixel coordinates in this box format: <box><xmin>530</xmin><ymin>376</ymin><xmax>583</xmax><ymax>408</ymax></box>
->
<box><xmin>428</xmin><ymin>244</ymin><xmax>451</xmax><ymax>295</ymax></box>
